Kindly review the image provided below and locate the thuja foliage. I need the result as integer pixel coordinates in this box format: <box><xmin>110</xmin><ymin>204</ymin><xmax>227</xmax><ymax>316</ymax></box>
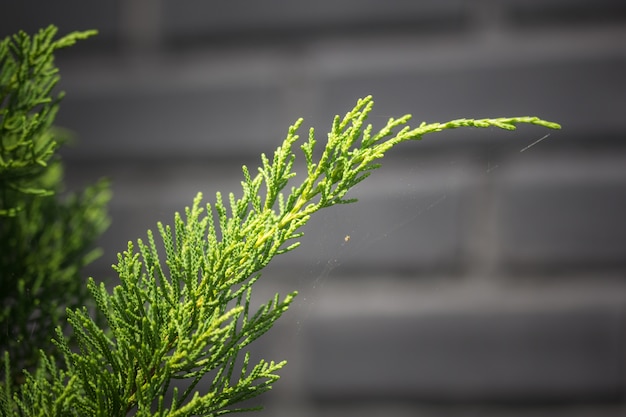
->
<box><xmin>0</xmin><ymin>25</ymin><xmax>561</xmax><ymax>417</ymax></box>
<box><xmin>0</xmin><ymin>26</ymin><xmax>110</xmax><ymax>383</ymax></box>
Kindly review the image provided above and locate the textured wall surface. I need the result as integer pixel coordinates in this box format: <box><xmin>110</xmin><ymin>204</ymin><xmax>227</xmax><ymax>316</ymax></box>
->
<box><xmin>3</xmin><ymin>1</ymin><xmax>626</xmax><ymax>415</ymax></box>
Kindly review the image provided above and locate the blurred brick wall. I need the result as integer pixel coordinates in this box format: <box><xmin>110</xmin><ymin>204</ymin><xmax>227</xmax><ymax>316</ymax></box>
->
<box><xmin>3</xmin><ymin>1</ymin><xmax>626</xmax><ymax>416</ymax></box>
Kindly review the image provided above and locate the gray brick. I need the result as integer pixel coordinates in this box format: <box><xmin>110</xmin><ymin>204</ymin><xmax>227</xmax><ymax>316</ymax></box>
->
<box><xmin>161</xmin><ymin>0</ymin><xmax>467</xmax><ymax>41</ymax></box>
<box><xmin>504</xmin><ymin>0</ymin><xmax>626</xmax><ymax>26</ymax></box>
<box><xmin>269</xmin><ymin>403</ymin><xmax>626</xmax><ymax>417</ymax></box>
<box><xmin>494</xmin><ymin>154</ymin><xmax>626</xmax><ymax>272</ymax></box>
<box><xmin>316</xmin><ymin>59</ymin><xmax>626</xmax><ymax>152</ymax></box>
<box><xmin>302</xmin><ymin>307</ymin><xmax>625</xmax><ymax>402</ymax></box>
<box><xmin>57</xmin><ymin>85</ymin><xmax>284</xmax><ymax>158</ymax></box>
<box><xmin>1</xmin><ymin>1</ymin><xmax>119</xmax><ymax>42</ymax></box>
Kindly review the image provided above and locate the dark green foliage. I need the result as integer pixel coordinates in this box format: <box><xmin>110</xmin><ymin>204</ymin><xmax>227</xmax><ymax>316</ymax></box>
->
<box><xmin>0</xmin><ymin>26</ymin><xmax>110</xmax><ymax>384</ymax></box>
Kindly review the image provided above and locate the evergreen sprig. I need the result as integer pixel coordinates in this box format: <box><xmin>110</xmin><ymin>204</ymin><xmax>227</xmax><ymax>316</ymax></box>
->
<box><xmin>2</xmin><ymin>91</ymin><xmax>560</xmax><ymax>415</ymax></box>
<box><xmin>0</xmin><ymin>25</ymin><xmax>97</xmax><ymax>216</ymax></box>
<box><xmin>0</xmin><ymin>25</ymin><xmax>109</xmax><ymax>387</ymax></box>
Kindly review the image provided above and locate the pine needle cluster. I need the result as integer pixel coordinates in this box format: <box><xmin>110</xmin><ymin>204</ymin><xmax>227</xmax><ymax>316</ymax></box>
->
<box><xmin>1</xmin><ymin>25</ymin><xmax>561</xmax><ymax>417</ymax></box>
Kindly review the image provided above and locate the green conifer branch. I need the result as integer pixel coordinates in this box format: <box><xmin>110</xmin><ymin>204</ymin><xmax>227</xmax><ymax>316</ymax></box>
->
<box><xmin>0</xmin><ymin>25</ymin><xmax>97</xmax><ymax>216</ymax></box>
<box><xmin>0</xmin><ymin>25</ymin><xmax>109</xmax><ymax>390</ymax></box>
<box><xmin>0</xmin><ymin>25</ymin><xmax>562</xmax><ymax>417</ymax></box>
<box><xmin>4</xmin><ymin>93</ymin><xmax>559</xmax><ymax>416</ymax></box>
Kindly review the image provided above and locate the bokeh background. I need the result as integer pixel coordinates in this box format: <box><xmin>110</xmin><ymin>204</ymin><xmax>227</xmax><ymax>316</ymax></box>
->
<box><xmin>3</xmin><ymin>1</ymin><xmax>626</xmax><ymax>416</ymax></box>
